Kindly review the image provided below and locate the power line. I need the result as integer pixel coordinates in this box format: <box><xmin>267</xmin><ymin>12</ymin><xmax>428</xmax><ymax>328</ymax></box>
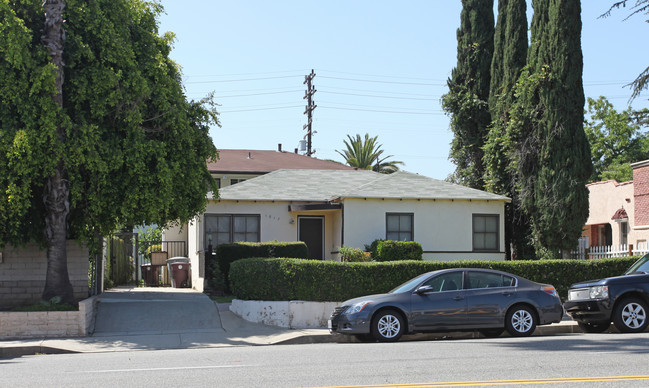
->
<box><xmin>319</xmin><ymin>75</ymin><xmax>443</xmax><ymax>86</ymax></box>
<box><xmin>185</xmin><ymin>75</ymin><xmax>302</xmax><ymax>84</ymax></box>
<box><xmin>319</xmin><ymin>90</ymin><xmax>438</xmax><ymax>101</ymax></box>
<box><xmin>220</xmin><ymin>105</ymin><xmax>302</xmax><ymax>113</ymax></box>
<box><xmin>319</xmin><ymin>106</ymin><xmax>444</xmax><ymax>115</ymax></box>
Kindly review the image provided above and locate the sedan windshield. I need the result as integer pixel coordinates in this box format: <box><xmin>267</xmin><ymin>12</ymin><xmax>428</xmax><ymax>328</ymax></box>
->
<box><xmin>625</xmin><ymin>254</ymin><xmax>649</xmax><ymax>275</ymax></box>
<box><xmin>389</xmin><ymin>272</ymin><xmax>432</xmax><ymax>294</ymax></box>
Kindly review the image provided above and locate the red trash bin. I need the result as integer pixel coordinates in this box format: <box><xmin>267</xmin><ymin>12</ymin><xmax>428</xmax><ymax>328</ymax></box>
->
<box><xmin>170</xmin><ymin>262</ymin><xmax>190</xmax><ymax>288</ymax></box>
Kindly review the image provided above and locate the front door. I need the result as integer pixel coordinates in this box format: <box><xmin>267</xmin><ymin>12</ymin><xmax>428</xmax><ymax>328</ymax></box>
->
<box><xmin>298</xmin><ymin>216</ymin><xmax>324</xmax><ymax>260</ymax></box>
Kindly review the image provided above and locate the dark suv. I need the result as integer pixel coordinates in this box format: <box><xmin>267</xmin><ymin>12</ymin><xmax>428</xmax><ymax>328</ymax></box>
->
<box><xmin>564</xmin><ymin>254</ymin><xmax>649</xmax><ymax>333</ymax></box>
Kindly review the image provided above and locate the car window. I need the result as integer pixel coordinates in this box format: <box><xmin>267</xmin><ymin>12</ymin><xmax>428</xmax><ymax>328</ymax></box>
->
<box><xmin>466</xmin><ymin>271</ymin><xmax>505</xmax><ymax>289</ymax></box>
<box><xmin>503</xmin><ymin>275</ymin><xmax>516</xmax><ymax>287</ymax></box>
<box><xmin>422</xmin><ymin>271</ymin><xmax>463</xmax><ymax>292</ymax></box>
<box><xmin>625</xmin><ymin>254</ymin><xmax>649</xmax><ymax>274</ymax></box>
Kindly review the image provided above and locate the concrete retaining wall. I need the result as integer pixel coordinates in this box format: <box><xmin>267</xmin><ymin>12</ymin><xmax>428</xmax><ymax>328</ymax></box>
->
<box><xmin>0</xmin><ymin>241</ymin><xmax>89</xmax><ymax>309</ymax></box>
<box><xmin>230</xmin><ymin>299</ymin><xmax>339</xmax><ymax>329</ymax></box>
<box><xmin>0</xmin><ymin>296</ymin><xmax>97</xmax><ymax>340</ymax></box>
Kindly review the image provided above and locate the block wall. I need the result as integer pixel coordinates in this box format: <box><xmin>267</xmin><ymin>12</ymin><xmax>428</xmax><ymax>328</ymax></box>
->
<box><xmin>0</xmin><ymin>241</ymin><xmax>89</xmax><ymax>309</ymax></box>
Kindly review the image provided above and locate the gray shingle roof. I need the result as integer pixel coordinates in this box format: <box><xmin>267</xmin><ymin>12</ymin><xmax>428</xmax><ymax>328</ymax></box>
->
<box><xmin>216</xmin><ymin>169</ymin><xmax>509</xmax><ymax>202</ymax></box>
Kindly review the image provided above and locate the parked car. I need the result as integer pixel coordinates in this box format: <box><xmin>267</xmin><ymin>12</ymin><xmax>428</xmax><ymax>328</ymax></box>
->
<box><xmin>564</xmin><ymin>254</ymin><xmax>649</xmax><ymax>333</ymax></box>
<box><xmin>328</xmin><ymin>268</ymin><xmax>563</xmax><ymax>342</ymax></box>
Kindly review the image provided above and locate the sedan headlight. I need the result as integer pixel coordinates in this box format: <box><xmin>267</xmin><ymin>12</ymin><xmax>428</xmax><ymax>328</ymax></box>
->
<box><xmin>345</xmin><ymin>300</ymin><xmax>372</xmax><ymax>314</ymax></box>
<box><xmin>589</xmin><ymin>286</ymin><xmax>609</xmax><ymax>300</ymax></box>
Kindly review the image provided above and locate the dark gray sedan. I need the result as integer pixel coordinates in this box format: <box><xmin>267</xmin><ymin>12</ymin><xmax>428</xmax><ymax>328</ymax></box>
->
<box><xmin>328</xmin><ymin>268</ymin><xmax>563</xmax><ymax>342</ymax></box>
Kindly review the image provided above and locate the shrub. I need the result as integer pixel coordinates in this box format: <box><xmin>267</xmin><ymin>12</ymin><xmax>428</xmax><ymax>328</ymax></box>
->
<box><xmin>229</xmin><ymin>256</ymin><xmax>640</xmax><ymax>302</ymax></box>
<box><xmin>339</xmin><ymin>246</ymin><xmax>371</xmax><ymax>262</ymax></box>
<box><xmin>208</xmin><ymin>241</ymin><xmax>308</xmax><ymax>292</ymax></box>
<box><xmin>374</xmin><ymin>240</ymin><xmax>423</xmax><ymax>261</ymax></box>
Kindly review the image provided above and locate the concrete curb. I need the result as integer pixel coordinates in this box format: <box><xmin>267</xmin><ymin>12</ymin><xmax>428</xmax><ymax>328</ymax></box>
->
<box><xmin>1</xmin><ymin>321</ymin><xmax>585</xmax><ymax>357</ymax></box>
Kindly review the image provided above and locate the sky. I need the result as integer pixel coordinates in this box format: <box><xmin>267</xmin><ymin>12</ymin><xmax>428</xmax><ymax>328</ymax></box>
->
<box><xmin>158</xmin><ymin>1</ymin><xmax>649</xmax><ymax>180</ymax></box>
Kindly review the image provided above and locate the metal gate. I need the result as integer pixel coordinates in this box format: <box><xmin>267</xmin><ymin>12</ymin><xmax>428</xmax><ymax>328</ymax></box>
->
<box><xmin>105</xmin><ymin>233</ymin><xmax>187</xmax><ymax>287</ymax></box>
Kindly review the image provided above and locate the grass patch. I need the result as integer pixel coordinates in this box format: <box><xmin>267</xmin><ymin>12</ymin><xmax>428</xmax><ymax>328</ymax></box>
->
<box><xmin>10</xmin><ymin>297</ymin><xmax>78</xmax><ymax>312</ymax></box>
<box><xmin>210</xmin><ymin>295</ymin><xmax>234</xmax><ymax>304</ymax></box>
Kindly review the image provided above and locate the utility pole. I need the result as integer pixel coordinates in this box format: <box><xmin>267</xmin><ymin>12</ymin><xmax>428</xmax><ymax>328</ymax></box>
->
<box><xmin>303</xmin><ymin>69</ymin><xmax>316</xmax><ymax>156</ymax></box>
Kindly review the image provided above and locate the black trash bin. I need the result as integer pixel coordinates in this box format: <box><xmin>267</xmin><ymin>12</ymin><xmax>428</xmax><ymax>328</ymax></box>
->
<box><xmin>167</xmin><ymin>257</ymin><xmax>191</xmax><ymax>288</ymax></box>
<box><xmin>140</xmin><ymin>264</ymin><xmax>159</xmax><ymax>287</ymax></box>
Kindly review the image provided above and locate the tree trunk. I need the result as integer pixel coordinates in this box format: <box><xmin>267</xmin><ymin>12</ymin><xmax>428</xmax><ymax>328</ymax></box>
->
<box><xmin>42</xmin><ymin>0</ymin><xmax>74</xmax><ymax>304</ymax></box>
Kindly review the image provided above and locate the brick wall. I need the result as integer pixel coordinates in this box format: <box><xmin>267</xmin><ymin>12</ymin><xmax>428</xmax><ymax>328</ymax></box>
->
<box><xmin>0</xmin><ymin>241</ymin><xmax>89</xmax><ymax>309</ymax></box>
<box><xmin>634</xmin><ymin>164</ymin><xmax>649</xmax><ymax>227</ymax></box>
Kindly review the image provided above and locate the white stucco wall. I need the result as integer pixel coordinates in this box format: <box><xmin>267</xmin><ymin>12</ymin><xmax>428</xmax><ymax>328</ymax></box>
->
<box><xmin>343</xmin><ymin>198</ymin><xmax>506</xmax><ymax>261</ymax></box>
<box><xmin>585</xmin><ymin>180</ymin><xmax>649</xmax><ymax>247</ymax></box>
<box><xmin>184</xmin><ymin>197</ymin><xmax>506</xmax><ymax>288</ymax></box>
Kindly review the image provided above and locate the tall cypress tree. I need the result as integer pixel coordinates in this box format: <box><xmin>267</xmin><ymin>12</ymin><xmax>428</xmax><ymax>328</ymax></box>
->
<box><xmin>508</xmin><ymin>0</ymin><xmax>592</xmax><ymax>257</ymax></box>
<box><xmin>483</xmin><ymin>0</ymin><xmax>531</xmax><ymax>259</ymax></box>
<box><xmin>442</xmin><ymin>0</ymin><xmax>494</xmax><ymax>189</ymax></box>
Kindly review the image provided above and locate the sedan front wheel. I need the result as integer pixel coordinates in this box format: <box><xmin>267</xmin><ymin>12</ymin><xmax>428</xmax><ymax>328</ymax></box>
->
<box><xmin>505</xmin><ymin>305</ymin><xmax>537</xmax><ymax>337</ymax></box>
<box><xmin>371</xmin><ymin>309</ymin><xmax>404</xmax><ymax>342</ymax></box>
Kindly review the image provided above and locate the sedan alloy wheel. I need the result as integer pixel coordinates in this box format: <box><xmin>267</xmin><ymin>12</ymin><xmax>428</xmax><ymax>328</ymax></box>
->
<box><xmin>371</xmin><ymin>309</ymin><xmax>404</xmax><ymax>342</ymax></box>
<box><xmin>506</xmin><ymin>305</ymin><xmax>537</xmax><ymax>337</ymax></box>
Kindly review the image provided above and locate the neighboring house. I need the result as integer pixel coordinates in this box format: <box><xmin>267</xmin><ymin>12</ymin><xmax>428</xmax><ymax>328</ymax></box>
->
<box><xmin>176</xmin><ymin>168</ymin><xmax>509</xmax><ymax>291</ymax></box>
<box><xmin>582</xmin><ymin>160</ymin><xmax>649</xmax><ymax>251</ymax></box>
<box><xmin>207</xmin><ymin>147</ymin><xmax>356</xmax><ymax>188</ymax></box>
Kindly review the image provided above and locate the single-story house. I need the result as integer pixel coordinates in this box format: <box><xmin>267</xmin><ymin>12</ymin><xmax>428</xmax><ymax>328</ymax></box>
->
<box><xmin>170</xmin><ymin>168</ymin><xmax>509</xmax><ymax>291</ymax></box>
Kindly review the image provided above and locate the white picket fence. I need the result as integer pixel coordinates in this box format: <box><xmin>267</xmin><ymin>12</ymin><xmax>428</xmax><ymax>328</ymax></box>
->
<box><xmin>572</xmin><ymin>239</ymin><xmax>649</xmax><ymax>260</ymax></box>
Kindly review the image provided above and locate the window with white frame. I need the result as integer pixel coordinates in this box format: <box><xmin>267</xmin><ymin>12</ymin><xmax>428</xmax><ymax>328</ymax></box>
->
<box><xmin>386</xmin><ymin>213</ymin><xmax>413</xmax><ymax>241</ymax></box>
<box><xmin>473</xmin><ymin>214</ymin><xmax>499</xmax><ymax>252</ymax></box>
<box><xmin>204</xmin><ymin>214</ymin><xmax>260</xmax><ymax>249</ymax></box>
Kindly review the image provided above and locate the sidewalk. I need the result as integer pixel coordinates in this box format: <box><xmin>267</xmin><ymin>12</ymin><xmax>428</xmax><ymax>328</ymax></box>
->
<box><xmin>0</xmin><ymin>288</ymin><xmax>583</xmax><ymax>357</ymax></box>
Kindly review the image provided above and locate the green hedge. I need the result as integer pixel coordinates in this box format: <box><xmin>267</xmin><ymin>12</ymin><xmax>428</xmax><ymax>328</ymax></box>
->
<box><xmin>208</xmin><ymin>241</ymin><xmax>308</xmax><ymax>292</ymax></box>
<box><xmin>229</xmin><ymin>256</ymin><xmax>640</xmax><ymax>302</ymax></box>
<box><xmin>375</xmin><ymin>240</ymin><xmax>423</xmax><ymax>261</ymax></box>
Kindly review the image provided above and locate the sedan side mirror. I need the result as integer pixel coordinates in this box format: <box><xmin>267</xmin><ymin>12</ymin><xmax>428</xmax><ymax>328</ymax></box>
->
<box><xmin>415</xmin><ymin>285</ymin><xmax>434</xmax><ymax>295</ymax></box>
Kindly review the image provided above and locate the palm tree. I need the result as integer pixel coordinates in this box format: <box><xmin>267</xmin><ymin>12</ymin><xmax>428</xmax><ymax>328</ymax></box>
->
<box><xmin>336</xmin><ymin>134</ymin><xmax>403</xmax><ymax>174</ymax></box>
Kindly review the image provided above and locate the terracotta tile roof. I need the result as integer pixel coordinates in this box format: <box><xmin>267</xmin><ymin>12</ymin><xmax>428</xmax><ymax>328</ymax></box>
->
<box><xmin>612</xmin><ymin>207</ymin><xmax>628</xmax><ymax>220</ymax></box>
<box><xmin>207</xmin><ymin>149</ymin><xmax>356</xmax><ymax>174</ymax></box>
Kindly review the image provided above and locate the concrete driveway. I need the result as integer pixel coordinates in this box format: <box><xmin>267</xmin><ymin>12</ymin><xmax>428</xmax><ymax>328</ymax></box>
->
<box><xmin>93</xmin><ymin>287</ymin><xmax>222</xmax><ymax>335</ymax></box>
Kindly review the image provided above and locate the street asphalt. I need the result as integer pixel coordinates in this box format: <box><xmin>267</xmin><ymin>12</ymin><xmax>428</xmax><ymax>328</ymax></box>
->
<box><xmin>1</xmin><ymin>287</ymin><xmax>584</xmax><ymax>358</ymax></box>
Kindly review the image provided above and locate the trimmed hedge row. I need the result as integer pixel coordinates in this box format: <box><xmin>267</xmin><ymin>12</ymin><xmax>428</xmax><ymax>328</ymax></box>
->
<box><xmin>229</xmin><ymin>256</ymin><xmax>640</xmax><ymax>302</ymax></box>
<box><xmin>206</xmin><ymin>241</ymin><xmax>308</xmax><ymax>293</ymax></box>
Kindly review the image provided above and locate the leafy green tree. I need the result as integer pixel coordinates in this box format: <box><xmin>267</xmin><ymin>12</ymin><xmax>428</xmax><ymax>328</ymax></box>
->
<box><xmin>336</xmin><ymin>133</ymin><xmax>403</xmax><ymax>174</ymax></box>
<box><xmin>442</xmin><ymin>0</ymin><xmax>494</xmax><ymax>189</ymax></box>
<box><xmin>507</xmin><ymin>0</ymin><xmax>592</xmax><ymax>258</ymax></box>
<box><xmin>585</xmin><ymin>96</ymin><xmax>649</xmax><ymax>182</ymax></box>
<box><xmin>483</xmin><ymin>0</ymin><xmax>532</xmax><ymax>260</ymax></box>
<box><xmin>0</xmin><ymin>0</ymin><xmax>219</xmax><ymax>304</ymax></box>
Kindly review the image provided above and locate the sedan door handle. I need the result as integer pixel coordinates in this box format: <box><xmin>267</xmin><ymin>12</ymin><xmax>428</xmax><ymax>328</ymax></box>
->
<box><xmin>501</xmin><ymin>292</ymin><xmax>511</xmax><ymax>297</ymax></box>
<box><xmin>453</xmin><ymin>295</ymin><xmax>465</xmax><ymax>301</ymax></box>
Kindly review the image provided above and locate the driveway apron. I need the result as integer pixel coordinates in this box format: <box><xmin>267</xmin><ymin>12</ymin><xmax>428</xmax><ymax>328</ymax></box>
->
<box><xmin>92</xmin><ymin>287</ymin><xmax>222</xmax><ymax>336</ymax></box>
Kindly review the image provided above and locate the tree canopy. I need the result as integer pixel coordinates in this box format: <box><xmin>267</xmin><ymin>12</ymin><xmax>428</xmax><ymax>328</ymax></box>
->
<box><xmin>336</xmin><ymin>133</ymin><xmax>403</xmax><ymax>174</ymax></box>
<box><xmin>585</xmin><ymin>96</ymin><xmax>649</xmax><ymax>182</ymax></box>
<box><xmin>506</xmin><ymin>0</ymin><xmax>592</xmax><ymax>257</ymax></box>
<box><xmin>442</xmin><ymin>0</ymin><xmax>494</xmax><ymax>189</ymax></box>
<box><xmin>0</xmin><ymin>0</ymin><xmax>219</xmax><ymax>301</ymax></box>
